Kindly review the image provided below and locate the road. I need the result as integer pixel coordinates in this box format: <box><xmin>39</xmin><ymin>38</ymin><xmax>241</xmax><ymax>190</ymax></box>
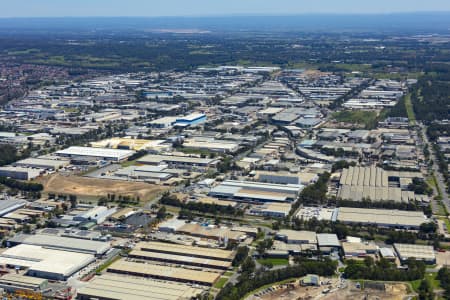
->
<box><xmin>421</xmin><ymin>124</ymin><xmax>450</xmax><ymax>212</ymax></box>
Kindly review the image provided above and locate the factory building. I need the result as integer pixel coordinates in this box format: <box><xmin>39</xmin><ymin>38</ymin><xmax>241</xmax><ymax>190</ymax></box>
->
<box><xmin>128</xmin><ymin>250</ymin><xmax>232</xmax><ymax>270</ymax></box>
<box><xmin>7</xmin><ymin>233</ymin><xmax>111</xmax><ymax>256</ymax></box>
<box><xmin>107</xmin><ymin>259</ymin><xmax>220</xmax><ymax>286</ymax></box>
<box><xmin>336</xmin><ymin>207</ymin><xmax>426</xmax><ymax>229</ymax></box>
<box><xmin>0</xmin><ymin>166</ymin><xmax>41</xmax><ymax>181</ymax></box>
<box><xmin>338</xmin><ymin>166</ymin><xmax>423</xmax><ymax>202</ymax></box>
<box><xmin>0</xmin><ymin>199</ymin><xmax>27</xmax><ymax>217</ymax></box>
<box><xmin>248</xmin><ymin>202</ymin><xmax>292</xmax><ymax>218</ymax></box>
<box><xmin>136</xmin><ymin>241</ymin><xmax>235</xmax><ymax>262</ymax></box>
<box><xmin>77</xmin><ymin>274</ymin><xmax>204</xmax><ymax>300</ymax></box>
<box><xmin>394</xmin><ymin>243</ymin><xmax>436</xmax><ymax>264</ymax></box>
<box><xmin>0</xmin><ymin>244</ymin><xmax>95</xmax><ymax>281</ymax></box>
<box><xmin>0</xmin><ymin>274</ymin><xmax>48</xmax><ymax>293</ymax></box>
<box><xmin>137</xmin><ymin>154</ymin><xmax>219</xmax><ymax>170</ymax></box>
<box><xmin>12</xmin><ymin>158</ymin><xmax>70</xmax><ymax>171</ymax></box>
<box><xmin>55</xmin><ymin>146</ymin><xmax>135</xmax><ymax>162</ymax></box>
<box><xmin>275</xmin><ymin>230</ymin><xmax>317</xmax><ymax>245</ymax></box>
<box><xmin>209</xmin><ymin>180</ymin><xmax>302</xmax><ymax>203</ymax></box>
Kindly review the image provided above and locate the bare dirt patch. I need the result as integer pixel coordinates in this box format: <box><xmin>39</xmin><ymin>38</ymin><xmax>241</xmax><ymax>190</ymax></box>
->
<box><xmin>36</xmin><ymin>174</ymin><xmax>167</xmax><ymax>201</ymax></box>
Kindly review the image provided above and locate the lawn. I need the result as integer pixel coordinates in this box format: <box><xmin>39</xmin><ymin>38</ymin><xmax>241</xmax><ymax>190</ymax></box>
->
<box><xmin>410</xmin><ymin>272</ymin><xmax>441</xmax><ymax>293</ymax></box>
<box><xmin>332</xmin><ymin>110</ymin><xmax>379</xmax><ymax>129</ymax></box>
<box><xmin>257</xmin><ymin>258</ymin><xmax>289</xmax><ymax>266</ymax></box>
<box><xmin>214</xmin><ymin>277</ymin><xmax>229</xmax><ymax>289</ymax></box>
<box><xmin>403</xmin><ymin>94</ymin><xmax>416</xmax><ymax>125</ymax></box>
<box><xmin>224</xmin><ymin>271</ymin><xmax>234</xmax><ymax>277</ymax></box>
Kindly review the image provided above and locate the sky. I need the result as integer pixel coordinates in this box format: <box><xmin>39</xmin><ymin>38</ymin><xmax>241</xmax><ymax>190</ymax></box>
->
<box><xmin>1</xmin><ymin>0</ymin><xmax>450</xmax><ymax>18</ymax></box>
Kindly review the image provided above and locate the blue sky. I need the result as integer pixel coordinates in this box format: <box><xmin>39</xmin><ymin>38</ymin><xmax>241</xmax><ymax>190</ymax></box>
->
<box><xmin>1</xmin><ymin>0</ymin><xmax>450</xmax><ymax>18</ymax></box>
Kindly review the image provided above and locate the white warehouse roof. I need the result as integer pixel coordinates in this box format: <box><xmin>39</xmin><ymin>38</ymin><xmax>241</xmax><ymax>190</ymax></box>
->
<box><xmin>56</xmin><ymin>146</ymin><xmax>135</xmax><ymax>160</ymax></box>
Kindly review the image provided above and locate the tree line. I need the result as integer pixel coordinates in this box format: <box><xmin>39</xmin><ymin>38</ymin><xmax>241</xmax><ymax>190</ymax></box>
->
<box><xmin>216</xmin><ymin>258</ymin><xmax>337</xmax><ymax>300</ymax></box>
<box><xmin>160</xmin><ymin>193</ymin><xmax>244</xmax><ymax>217</ymax></box>
<box><xmin>344</xmin><ymin>257</ymin><xmax>425</xmax><ymax>282</ymax></box>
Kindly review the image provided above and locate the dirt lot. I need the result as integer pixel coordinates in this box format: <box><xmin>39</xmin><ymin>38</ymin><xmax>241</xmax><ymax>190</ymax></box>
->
<box><xmin>36</xmin><ymin>174</ymin><xmax>167</xmax><ymax>202</ymax></box>
<box><xmin>248</xmin><ymin>279</ymin><xmax>411</xmax><ymax>300</ymax></box>
<box><xmin>323</xmin><ymin>282</ymin><xmax>411</xmax><ymax>300</ymax></box>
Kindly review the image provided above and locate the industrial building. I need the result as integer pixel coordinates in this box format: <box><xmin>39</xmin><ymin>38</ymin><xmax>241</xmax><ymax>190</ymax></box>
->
<box><xmin>0</xmin><ymin>166</ymin><xmax>41</xmax><ymax>180</ymax></box>
<box><xmin>394</xmin><ymin>243</ymin><xmax>436</xmax><ymax>264</ymax></box>
<box><xmin>174</xmin><ymin>113</ymin><xmax>207</xmax><ymax>127</ymax></box>
<box><xmin>7</xmin><ymin>233</ymin><xmax>111</xmax><ymax>256</ymax></box>
<box><xmin>55</xmin><ymin>146</ymin><xmax>135</xmax><ymax>162</ymax></box>
<box><xmin>336</xmin><ymin>207</ymin><xmax>426</xmax><ymax>229</ymax></box>
<box><xmin>77</xmin><ymin>274</ymin><xmax>204</xmax><ymax>300</ymax></box>
<box><xmin>209</xmin><ymin>180</ymin><xmax>302</xmax><ymax>203</ymax></box>
<box><xmin>107</xmin><ymin>259</ymin><xmax>221</xmax><ymax>286</ymax></box>
<box><xmin>137</xmin><ymin>154</ymin><xmax>219</xmax><ymax>170</ymax></box>
<box><xmin>0</xmin><ymin>274</ymin><xmax>48</xmax><ymax>293</ymax></box>
<box><xmin>135</xmin><ymin>241</ymin><xmax>235</xmax><ymax>261</ymax></box>
<box><xmin>73</xmin><ymin>206</ymin><xmax>117</xmax><ymax>224</ymax></box>
<box><xmin>129</xmin><ymin>250</ymin><xmax>232</xmax><ymax>270</ymax></box>
<box><xmin>275</xmin><ymin>230</ymin><xmax>317</xmax><ymax>245</ymax></box>
<box><xmin>338</xmin><ymin>166</ymin><xmax>422</xmax><ymax>202</ymax></box>
<box><xmin>182</xmin><ymin>138</ymin><xmax>239</xmax><ymax>153</ymax></box>
<box><xmin>0</xmin><ymin>244</ymin><xmax>95</xmax><ymax>281</ymax></box>
<box><xmin>0</xmin><ymin>199</ymin><xmax>27</xmax><ymax>217</ymax></box>
<box><xmin>12</xmin><ymin>157</ymin><xmax>70</xmax><ymax>171</ymax></box>
<box><xmin>342</xmin><ymin>241</ymin><xmax>379</xmax><ymax>258</ymax></box>
<box><xmin>316</xmin><ymin>233</ymin><xmax>341</xmax><ymax>253</ymax></box>
<box><xmin>91</xmin><ymin>137</ymin><xmax>171</xmax><ymax>152</ymax></box>
<box><xmin>248</xmin><ymin>202</ymin><xmax>292</xmax><ymax>218</ymax></box>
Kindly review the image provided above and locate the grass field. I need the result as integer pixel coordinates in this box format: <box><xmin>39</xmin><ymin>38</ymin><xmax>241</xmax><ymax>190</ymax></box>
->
<box><xmin>214</xmin><ymin>277</ymin><xmax>229</xmax><ymax>289</ymax></box>
<box><xmin>332</xmin><ymin>110</ymin><xmax>379</xmax><ymax>129</ymax></box>
<box><xmin>257</xmin><ymin>258</ymin><xmax>289</xmax><ymax>266</ymax></box>
<box><xmin>404</xmin><ymin>94</ymin><xmax>416</xmax><ymax>125</ymax></box>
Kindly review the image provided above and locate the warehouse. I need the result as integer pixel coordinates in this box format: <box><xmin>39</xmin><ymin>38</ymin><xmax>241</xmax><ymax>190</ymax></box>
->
<box><xmin>337</xmin><ymin>166</ymin><xmax>421</xmax><ymax>202</ymax></box>
<box><xmin>0</xmin><ymin>166</ymin><xmax>41</xmax><ymax>180</ymax></box>
<box><xmin>90</xmin><ymin>137</ymin><xmax>171</xmax><ymax>152</ymax></box>
<box><xmin>0</xmin><ymin>274</ymin><xmax>48</xmax><ymax>293</ymax></box>
<box><xmin>209</xmin><ymin>180</ymin><xmax>302</xmax><ymax>203</ymax></box>
<box><xmin>55</xmin><ymin>146</ymin><xmax>135</xmax><ymax>162</ymax></box>
<box><xmin>0</xmin><ymin>244</ymin><xmax>95</xmax><ymax>281</ymax></box>
<box><xmin>176</xmin><ymin>223</ymin><xmax>246</xmax><ymax>243</ymax></box>
<box><xmin>7</xmin><ymin>233</ymin><xmax>111</xmax><ymax>256</ymax></box>
<box><xmin>336</xmin><ymin>207</ymin><xmax>426</xmax><ymax>229</ymax></box>
<box><xmin>249</xmin><ymin>202</ymin><xmax>292</xmax><ymax>218</ymax></box>
<box><xmin>0</xmin><ymin>199</ymin><xmax>27</xmax><ymax>217</ymax></box>
<box><xmin>182</xmin><ymin>138</ymin><xmax>240</xmax><ymax>153</ymax></box>
<box><xmin>275</xmin><ymin>230</ymin><xmax>317</xmax><ymax>245</ymax></box>
<box><xmin>394</xmin><ymin>243</ymin><xmax>436</xmax><ymax>264</ymax></box>
<box><xmin>107</xmin><ymin>259</ymin><xmax>220</xmax><ymax>286</ymax></box>
<box><xmin>137</xmin><ymin>154</ymin><xmax>219</xmax><ymax>170</ymax></box>
<box><xmin>114</xmin><ymin>165</ymin><xmax>173</xmax><ymax>182</ymax></box>
<box><xmin>12</xmin><ymin>157</ymin><xmax>70</xmax><ymax>171</ymax></box>
<box><xmin>73</xmin><ymin>206</ymin><xmax>117</xmax><ymax>224</ymax></box>
<box><xmin>129</xmin><ymin>249</ymin><xmax>232</xmax><ymax>270</ymax></box>
<box><xmin>317</xmin><ymin>233</ymin><xmax>341</xmax><ymax>254</ymax></box>
<box><xmin>136</xmin><ymin>241</ymin><xmax>235</xmax><ymax>261</ymax></box>
<box><xmin>174</xmin><ymin>112</ymin><xmax>206</xmax><ymax>126</ymax></box>
<box><xmin>77</xmin><ymin>274</ymin><xmax>204</xmax><ymax>300</ymax></box>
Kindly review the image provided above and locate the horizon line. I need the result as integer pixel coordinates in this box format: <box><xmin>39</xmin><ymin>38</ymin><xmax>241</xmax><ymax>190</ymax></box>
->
<box><xmin>1</xmin><ymin>11</ymin><xmax>450</xmax><ymax>19</ymax></box>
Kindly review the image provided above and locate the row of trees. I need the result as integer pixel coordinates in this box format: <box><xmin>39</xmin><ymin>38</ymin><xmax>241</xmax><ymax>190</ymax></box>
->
<box><xmin>216</xmin><ymin>258</ymin><xmax>337</xmax><ymax>300</ymax></box>
<box><xmin>344</xmin><ymin>257</ymin><xmax>425</xmax><ymax>282</ymax></box>
<box><xmin>160</xmin><ymin>193</ymin><xmax>244</xmax><ymax>217</ymax></box>
<box><xmin>0</xmin><ymin>176</ymin><xmax>43</xmax><ymax>192</ymax></box>
<box><xmin>289</xmin><ymin>172</ymin><xmax>330</xmax><ymax>215</ymax></box>
<box><xmin>437</xmin><ymin>268</ymin><xmax>450</xmax><ymax>299</ymax></box>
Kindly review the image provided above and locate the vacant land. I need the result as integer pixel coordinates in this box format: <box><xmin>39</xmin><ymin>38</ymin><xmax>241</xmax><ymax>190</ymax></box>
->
<box><xmin>332</xmin><ymin>110</ymin><xmax>379</xmax><ymax>129</ymax></box>
<box><xmin>36</xmin><ymin>174</ymin><xmax>167</xmax><ymax>202</ymax></box>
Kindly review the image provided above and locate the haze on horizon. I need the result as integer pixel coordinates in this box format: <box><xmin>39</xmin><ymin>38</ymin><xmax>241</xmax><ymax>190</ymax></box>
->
<box><xmin>2</xmin><ymin>0</ymin><xmax>450</xmax><ymax>18</ymax></box>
